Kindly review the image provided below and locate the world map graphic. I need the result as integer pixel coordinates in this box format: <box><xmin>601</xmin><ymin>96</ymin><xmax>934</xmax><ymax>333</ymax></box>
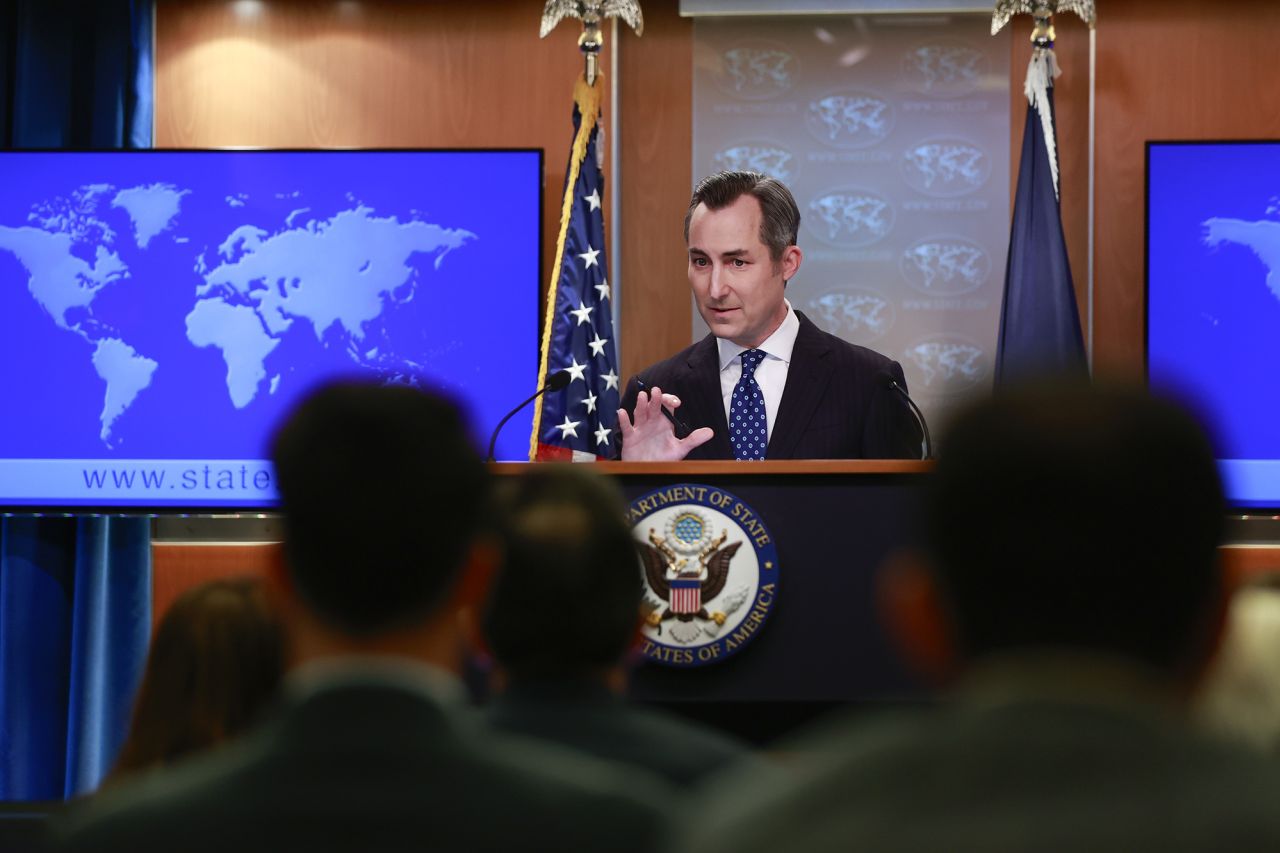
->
<box><xmin>0</xmin><ymin>180</ymin><xmax>488</xmax><ymax>455</ymax></box>
<box><xmin>1147</xmin><ymin>142</ymin><xmax>1280</xmax><ymax>482</ymax></box>
<box><xmin>1203</xmin><ymin>216</ymin><xmax>1280</xmax><ymax>306</ymax></box>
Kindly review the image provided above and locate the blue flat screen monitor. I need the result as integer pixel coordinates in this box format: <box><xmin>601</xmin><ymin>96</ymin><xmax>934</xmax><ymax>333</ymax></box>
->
<box><xmin>1147</xmin><ymin>141</ymin><xmax>1280</xmax><ymax>509</ymax></box>
<box><xmin>0</xmin><ymin>149</ymin><xmax>543</xmax><ymax>510</ymax></box>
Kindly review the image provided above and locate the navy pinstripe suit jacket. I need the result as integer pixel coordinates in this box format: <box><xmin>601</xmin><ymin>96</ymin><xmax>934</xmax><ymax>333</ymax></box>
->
<box><xmin>619</xmin><ymin>312</ymin><xmax>921</xmax><ymax>461</ymax></box>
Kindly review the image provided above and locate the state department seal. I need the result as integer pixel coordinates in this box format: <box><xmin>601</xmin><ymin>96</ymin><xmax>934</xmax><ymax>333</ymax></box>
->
<box><xmin>628</xmin><ymin>484</ymin><xmax>779</xmax><ymax>667</ymax></box>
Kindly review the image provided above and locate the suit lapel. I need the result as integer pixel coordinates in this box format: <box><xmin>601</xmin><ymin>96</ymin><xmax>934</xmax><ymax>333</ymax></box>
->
<box><xmin>767</xmin><ymin>313</ymin><xmax>833</xmax><ymax>460</ymax></box>
<box><xmin>683</xmin><ymin>335</ymin><xmax>733</xmax><ymax>458</ymax></box>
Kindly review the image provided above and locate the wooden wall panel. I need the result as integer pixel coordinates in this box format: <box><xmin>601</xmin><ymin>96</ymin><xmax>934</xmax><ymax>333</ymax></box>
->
<box><xmin>154</xmin><ymin>0</ymin><xmax>1280</xmax><ymax>444</ymax></box>
<box><xmin>1006</xmin><ymin>0</ymin><xmax>1280</xmax><ymax>379</ymax></box>
<box><xmin>616</xmin><ymin>0</ymin><xmax>692</xmax><ymax>383</ymax></box>
<box><xmin>1222</xmin><ymin>546</ymin><xmax>1280</xmax><ymax>588</ymax></box>
<box><xmin>156</xmin><ymin>0</ymin><xmax>613</xmax><ymax>323</ymax></box>
<box><xmin>151</xmin><ymin>542</ymin><xmax>280</xmax><ymax>632</ymax></box>
<box><xmin>1092</xmin><ymin>0</ymin><xmax>1280</xmax><ymax>378</ymax></box>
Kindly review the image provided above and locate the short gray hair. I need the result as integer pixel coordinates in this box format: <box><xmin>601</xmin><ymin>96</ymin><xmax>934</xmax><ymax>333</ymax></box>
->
<box><xmin>683</xmin><ymin>170</ymin><xmax>800</xmax><ymax>262</ymax></box>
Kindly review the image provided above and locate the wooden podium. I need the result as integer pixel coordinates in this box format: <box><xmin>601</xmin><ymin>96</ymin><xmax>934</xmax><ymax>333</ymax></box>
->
<box><xmin>495</xmin><ymin>461</ymin><xmax>932</xmax><ymax>706</ymax></box>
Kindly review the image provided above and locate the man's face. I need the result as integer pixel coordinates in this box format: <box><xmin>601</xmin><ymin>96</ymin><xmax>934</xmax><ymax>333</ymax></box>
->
<box><xmin>687</xmin><ymin>194</ymin><xmax>801</xmax><ymax>349</ymax></box>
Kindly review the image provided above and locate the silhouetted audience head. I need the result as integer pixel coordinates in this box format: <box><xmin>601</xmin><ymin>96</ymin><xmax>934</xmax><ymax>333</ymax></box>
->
<box><xmin>269</xmin><ymin>381</ymin><xmax>488</xmax><ymax>637</ymax></box>
<box><xmin>110</xmin><ymin>577</ymin><xmax>284</xmax><ymax>780</ymax></box>
<box><xmin>484</xmin><ymin>465</ymin><xmax>640</xmax><ymax>679</ymax></box>
<box><xmin>921</xmin><ymin>381</ymin><xmax>1225</xmax><ymax>679</ymax></box>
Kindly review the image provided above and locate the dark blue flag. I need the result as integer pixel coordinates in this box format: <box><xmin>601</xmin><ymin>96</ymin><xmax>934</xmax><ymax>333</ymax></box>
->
<box><xmin>530</xmin><ymin>76</ymin><xmax>621</xmax><ymax>460</ymax></box>
<box><xmin>995</xmin><ymin>57</ymin><xmax>1088</xmax><ymax>383</ymax></box>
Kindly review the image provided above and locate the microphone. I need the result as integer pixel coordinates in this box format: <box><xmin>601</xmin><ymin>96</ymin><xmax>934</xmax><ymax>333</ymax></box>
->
<box><xmin>877</xmin><ymin>370</ymin><xmax>933</xmax><ymax>460</ymax></box>
<box><xmin>487</xmin><ymin>369</ymin><xmax>572</xmax><ymax>462</ymax></box>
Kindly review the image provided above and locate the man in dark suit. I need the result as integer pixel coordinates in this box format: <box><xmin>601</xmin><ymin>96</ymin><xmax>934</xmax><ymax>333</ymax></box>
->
<box><xmin>482</xmin><ymin>464</ymin><xmax>754</xmax><ymax>787</ymax></box>
<box><xmin>58</xmin><ymin>383</ymin><xmax>667</xmax><ymax>853</ymax></box>
<box><xmin>617</xmin><ymin>170</ymin><xmax>919</xmax><ymax>461</ymax></box>
<box><xmin>685</xmin><ymin>382</ymin><xmax>1280</xmax><ymax>852</ymax></box>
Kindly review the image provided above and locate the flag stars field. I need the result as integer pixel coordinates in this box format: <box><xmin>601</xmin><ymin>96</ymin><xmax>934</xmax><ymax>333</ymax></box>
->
<box><xmin>569</xmin><ymin>301</ymin><xmax>594</xmax><ymax>325</ymax></box>
<box><xmin>557</xmin><ymin>416</ymin><xmax>580</xmax><ymax>438</ymax></box>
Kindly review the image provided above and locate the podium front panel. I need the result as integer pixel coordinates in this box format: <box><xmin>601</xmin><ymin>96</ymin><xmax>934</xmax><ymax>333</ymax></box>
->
<box><xmin>570</xmin><ymin>462</ymin><xmax>930</xmax><ymax>704</ymax></box>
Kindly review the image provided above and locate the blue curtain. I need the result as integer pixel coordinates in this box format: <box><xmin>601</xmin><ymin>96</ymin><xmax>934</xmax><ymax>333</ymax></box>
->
<box><xmin>0</xmin><ymin>518</ymin><xmax>151</xmax><ymax>799</ymax></box>
<box><xmin>1</xmin><ymin>0</ymin><xmax>153</xmax><ymax>149</ymax></box>
<box><xmin>0</xmin><ymin>0</ymin><xmax>155</xmax><ymax>800</ymax></box>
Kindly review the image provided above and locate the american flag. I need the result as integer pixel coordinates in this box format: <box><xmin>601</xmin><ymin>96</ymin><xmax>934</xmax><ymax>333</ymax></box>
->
<box><xmin>530</xmin><ymin>76</ymin><xmax>621</xmax><ymax>461</ymax></box>
<box><xmin>670</xmin><ymin>577</ymin><xmax>702</xmax><ymax>615</ymax></box>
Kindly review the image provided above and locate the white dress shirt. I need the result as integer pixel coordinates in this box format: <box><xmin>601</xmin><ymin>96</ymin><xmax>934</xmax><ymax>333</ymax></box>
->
<box><xmin>716</xmin><ymin>300</ymin><xmax>800</xmax><ymax>449</ymax></box>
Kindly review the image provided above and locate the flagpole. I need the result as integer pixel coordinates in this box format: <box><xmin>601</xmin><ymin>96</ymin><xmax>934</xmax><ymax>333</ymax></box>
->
<box><xmin>609</xmin><ymin>16</ymin><xmax>623</xmax><ymax>366</ymax></box>
<box><xmin>1087</xmin><ymin>25</ymin><xmax>1096</xmax><ymax>370</ymax></box>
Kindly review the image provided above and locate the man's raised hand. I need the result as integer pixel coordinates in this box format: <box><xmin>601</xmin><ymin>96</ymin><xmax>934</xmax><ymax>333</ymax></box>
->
<box><xmin>617</xmin><ymin>386</ymin><xmax>714</xmax><ymax>461</ymax></box>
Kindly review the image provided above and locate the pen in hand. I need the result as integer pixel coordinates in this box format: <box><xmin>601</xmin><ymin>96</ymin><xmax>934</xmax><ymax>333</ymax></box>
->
<box><xmin>633</xmin><ymin>378</ymin><xmax>691</xmax><ymax>438</ymax></box>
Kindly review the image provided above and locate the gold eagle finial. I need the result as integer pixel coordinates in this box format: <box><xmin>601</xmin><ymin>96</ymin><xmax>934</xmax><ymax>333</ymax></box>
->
<box><xmin>541</xmin><ymin>0</ymin><xmax>644</xmax><ymax>39</ymax></box>
<box><xmin>540</xmin><ymin>1</ymin><xmax>644</xmax><ymax>85</ymax></box>
<box><xmin>991</xmin><ymin>0</ymin><xmax>1096</xmax><ymax>37</ymax></box>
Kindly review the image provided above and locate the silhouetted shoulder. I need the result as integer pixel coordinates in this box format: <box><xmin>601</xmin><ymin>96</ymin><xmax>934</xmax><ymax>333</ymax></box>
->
<box><xmin>56</xmin><ymin>688</ymin><xmax>672</xmax><ymax>853</ymax></box>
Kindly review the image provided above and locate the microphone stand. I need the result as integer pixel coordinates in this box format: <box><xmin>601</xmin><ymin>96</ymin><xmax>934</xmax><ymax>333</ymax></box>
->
<box><xmin>486</xmin><ymin>370</ymin><xmax>571</xmax><ymax>462</ymax></box>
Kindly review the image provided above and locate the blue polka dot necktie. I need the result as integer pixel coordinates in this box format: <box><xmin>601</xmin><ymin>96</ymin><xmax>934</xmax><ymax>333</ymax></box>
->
<box><xmin>730</xmin><ymin>349</ymin><xmax>767</xmax><ymax>461</ymax></box>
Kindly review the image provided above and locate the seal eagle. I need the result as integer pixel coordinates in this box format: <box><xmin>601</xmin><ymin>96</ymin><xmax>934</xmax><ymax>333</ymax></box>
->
<box><xmin>639</xmin><ymin>531</ymin><xmax>742</xmax><ymax>630</ymax></box>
